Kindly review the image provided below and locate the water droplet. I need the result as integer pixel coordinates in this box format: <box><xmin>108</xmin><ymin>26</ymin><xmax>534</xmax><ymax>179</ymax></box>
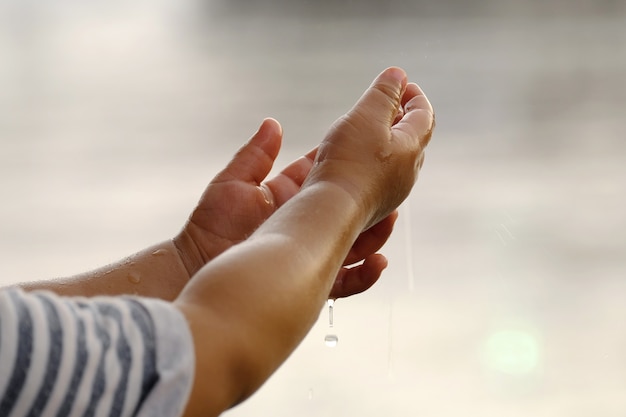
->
<box><xmin>152</xmin><ymin>249</ymin><xmax>168</xmax><ymax>257</ymax></box>
<box><xmin>258</xmin><ymin>184</ymin><xmax>274</xmax><ymax>206</ymax></box>
<box><xmin>375</xmin><ymin>148</ymin><xmax>392</xmax><ymax>163</ymax></box>
<box><xmin>128</xmin><ymin>272</ymin><xmax>141</xmax><ymax>284</ymax></box>
<box><xmin>327</xmin><ymin>299</ymin><xmax>334</xmax><ymax>327</ymax></box>
<box><xmin>308</xmin><ymin>388</ymin><xmax>314</xmax><ymax>400</ymax></box>
<box><xmin>324</xmin><ymin>334</ymin><xmax>338</xmax><ymax>348</ymax></box>
<box><xmin>324</xmin><ymin>300</ymin><xmax>338</xmax><ymax>347</ymax></box>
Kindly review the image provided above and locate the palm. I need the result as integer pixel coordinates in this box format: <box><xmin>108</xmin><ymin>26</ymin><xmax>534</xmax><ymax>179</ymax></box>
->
<box><xmin>187</xmin><ymin>147</ymin><xmax>313</xmax><ymax>265</ymax></box>
<box><xmin>175</xmin><ymin>119</ymin><xmax>397</xmax><ymax>298</ymax></box>
<box><xmin>187</xmin><ymin>181</ymin><xmax>272</xmax><ymax>256</ymax></box>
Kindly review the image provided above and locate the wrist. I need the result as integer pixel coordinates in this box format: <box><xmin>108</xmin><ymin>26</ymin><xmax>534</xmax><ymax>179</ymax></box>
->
<box><xmin>172</xmin><ymin>232</ymin><xmax>205</xmax><ymax>279</ymax></box>
<box><xmin>283</xmin><ymin>179</ymin><xmax>371</xmax><ymax>250</ymax></box>
<box><xmin>302</xmin><ymin>164</ymin><xmax>377</xmax><ymax>230</ymax></box>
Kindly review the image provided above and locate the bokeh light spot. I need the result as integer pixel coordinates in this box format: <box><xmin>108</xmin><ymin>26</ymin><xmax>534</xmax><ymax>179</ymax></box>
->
<box><xmin>483</xmin><ymin>330</ymin><xmax>539</xmax><ymax>375</ymax></box>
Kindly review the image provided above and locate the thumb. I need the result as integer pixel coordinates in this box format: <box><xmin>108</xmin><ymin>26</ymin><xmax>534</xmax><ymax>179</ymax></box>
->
<box><xmin>214</xmin><ymin>118</ymin><xmax>283</xmax><ymax>184</ymax></box>
<box><xmin>347</xmin><ymin>67</ymin><xmax>408</xmax><ymax>127</ymax></box>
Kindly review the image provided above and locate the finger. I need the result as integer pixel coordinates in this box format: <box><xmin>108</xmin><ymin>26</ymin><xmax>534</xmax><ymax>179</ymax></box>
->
<box><xmin>347</xmin><ymin>67</ymin><xmax>408</xmax><ymax>128</ymax></box>
<box><xmin>392</xmin><ymin>105</ymin><xmax>405</xmax><ymax>125</ymax></box>
<box><xmin>392</xmin><ymin>84</ymin><xmax>435</xmax><ymax>149</ymax></box>
<box><xmin>401</xmin><ymin>82</ymin><xmax>420</xmax><ymax>107</ymax></box>
<box><xmin>263</xmin><ymin>146</ymin><xmax>318</xmax><ymax>207</ymax></box>
<box><xmin>329</xmin><ymin>254</ymin><xmax>388</xmax><ymax>299</ymax></box>
<box><xmin>344</xmin><ymin>210</ymin><xmax>398</xmax><ymax>265</ymax></box>
<box><xmin>213</xmin><ymin>118</ymin><xmax>283</xmax><ymax>184</ymax></box>
<box><xmin>417</xmin><ymin>152</ymin><xmax>425</xmax><ymax>171</ymax></box>
<box><xmin>390</xmin><ymin>84</ymin><xmax>418</xmax><ymax>126</ymax></box>
<box><xmin>276</xmin><ymin>146</ymin><xmax>317</xmax><ymax>188</ymax></box>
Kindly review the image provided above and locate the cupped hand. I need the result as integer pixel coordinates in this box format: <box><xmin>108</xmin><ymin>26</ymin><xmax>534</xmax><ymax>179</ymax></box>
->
<box><xmin>305</xmin><ymin>67</ymin><xmax>434</xmax><ymax>230</ymax></box>
<box><xmin>174</xmin><ymin>119</ymin><xmax>397</xmax><ymax>298</ymax></box>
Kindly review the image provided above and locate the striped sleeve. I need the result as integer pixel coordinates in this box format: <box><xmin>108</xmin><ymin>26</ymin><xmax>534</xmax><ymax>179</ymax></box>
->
<box><xmin>0</xmin><ymin>288</ymin><xmax>194</xmax><ymax>417</ymax></box>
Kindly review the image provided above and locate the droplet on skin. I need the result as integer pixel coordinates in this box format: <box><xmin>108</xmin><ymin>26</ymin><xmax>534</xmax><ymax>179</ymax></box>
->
<box><xmin>324</xmin><ymin>334</ymin><xmax>338</xmax><ymax>348</ymax></box>
<box><xmin>375</xmin><ymin>148</ymin><xmax>392</xmax><ymax>163</ymax></box>
<box><xmin>152</xmin><ymin>249</ymin><xmax>168</xmax><ymax>257</ymax></box>
<box><xmin>258</xmin><ymin>184</ymin><xmax>274</xmax><ymax>206</ymax></box>
<box><xmin>128</xmin><ymin>272</ymin><xmax>141</xmax><ymax>284</ymax></box>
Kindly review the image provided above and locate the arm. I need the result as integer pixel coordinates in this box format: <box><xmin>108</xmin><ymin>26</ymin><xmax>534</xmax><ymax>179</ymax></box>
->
<box><xmin>175</xmin><ymin>67</ymin><xmax>435</xmax><ymax>416</ymax></box>
<box><xmin>17</xmin><ymin>121</ymin><xmax>397</xmax><ymax>301</ymax></box>
<box><xmin>18</xmin><ymin>240</ymin><xmax>189</xmax><ymax>301</ymax></box>
<box><xmin>16</xmin><ymin>120</ymin><xmax>289</xmax><ymax>300</ymax></box>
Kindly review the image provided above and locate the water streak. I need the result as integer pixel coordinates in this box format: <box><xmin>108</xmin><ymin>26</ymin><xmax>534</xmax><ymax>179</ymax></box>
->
<box><xmin>327</xmin><ymin>299</ymin><xmax>334</xmax><ymax>327</ymax></box>
<box><xmin>325</xmin><ymin>299</ymin><xmax>338</xmax><ymax>347</ymax></box>
<box><xmin>403</xmin><ymin>201</ymin><xmax>415</xmax><ymax>292</ymax></box>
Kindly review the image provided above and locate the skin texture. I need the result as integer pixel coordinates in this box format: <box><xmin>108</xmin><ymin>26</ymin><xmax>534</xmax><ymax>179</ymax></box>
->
<box><xmin>175</xmin><ymin>67</ymin><xmax>434</xmax><ymax>417</ymax></box>
<box><xmin>18</xmin><ymin>122</ymin><xmax>397</xmax><ymax>301</ymax></box>
<box><xmin>14</xmin><ymin>66</ymin><xmax>434</xmax><ymax>417</ymax></box>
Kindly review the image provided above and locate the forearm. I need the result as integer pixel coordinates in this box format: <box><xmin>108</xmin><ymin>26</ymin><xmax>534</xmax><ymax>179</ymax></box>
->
<box><xmin>176</xmin><ymin>181</ymin><xmax>367</xmax><ymax>416</ymax></box>
<box><xmin>18</xmin><ymin>240</ymin><xmax>190</xmax><ymax>301</ymax></box>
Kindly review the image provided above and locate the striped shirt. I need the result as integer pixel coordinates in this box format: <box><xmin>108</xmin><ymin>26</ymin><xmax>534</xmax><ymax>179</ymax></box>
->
<box><xmin>0</xmin><ymin>288</ymin><xmax>194</xmax><ymax>417</ymax></box>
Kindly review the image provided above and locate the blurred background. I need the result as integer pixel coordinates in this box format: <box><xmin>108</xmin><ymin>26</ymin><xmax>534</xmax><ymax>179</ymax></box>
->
<box><xmin>1</xmin><ymin>0</ymin><xmax>625</xmax><ymax>415</ymax></box>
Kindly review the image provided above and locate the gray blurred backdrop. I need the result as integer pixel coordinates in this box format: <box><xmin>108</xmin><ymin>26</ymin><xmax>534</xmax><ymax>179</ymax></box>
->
<box><xmin>1</xmin><ymin>0</ymin><xmax>625</xmax><ymax>416</ymax></box>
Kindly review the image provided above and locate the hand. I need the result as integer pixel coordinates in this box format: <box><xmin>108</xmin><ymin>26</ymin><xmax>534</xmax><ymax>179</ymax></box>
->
<box><xmin>305</xmin><ymin>67</ymin><xmax>434</xmax><ymax>230</ymax></box>
<box><xmin>329</xmin><ymin>209</ymin><xmax>398</xmax><ymax>299</ymax></box>
<box><xmin>174</xmin><ymin>119</ymin><xmax>397</xmax><ymax>298</ymax></box>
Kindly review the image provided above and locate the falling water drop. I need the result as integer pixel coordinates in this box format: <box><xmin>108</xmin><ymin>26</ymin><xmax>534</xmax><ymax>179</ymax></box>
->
<box><xmin>327</xmin><ymin>299</ymin><xmax>334</xmax><ymax>327</ymax></box>
<box><xmin>324</xmin><ymin>334</ymin><xmax>338</xmax><ymax>348</ymax></box>
<box><xmin>324</xmin><ymin>299</ymin><xmax>338</xmax><ymax>347</ymax></box>
<box><xmin>403</xmin><ymin>201</ymin><xmax>415</xmax><ymax>292</ymax></box>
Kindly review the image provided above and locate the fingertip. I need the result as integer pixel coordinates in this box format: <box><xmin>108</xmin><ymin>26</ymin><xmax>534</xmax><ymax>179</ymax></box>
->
<box><xmin>351</xmin><ymin>67</ymin><xmax>409</xmax><ymax>126</ymax></box>
<box><xmin>260</xmin><ymin>117</ymin><xmax>283</xmax><ymax>138</ymax></box>
<box><xmin>370</xmin><ymin>253</ymin><xmax>389</xmax><ymax>272</ymax></box>
<box><xmin>381</xmin><ymin>256</ymin><xmax>389</xmax><ymax>271</ymax></box>
<box><xmin>401</xmin><ymin>83</ymin><xmax>419</xmax><ymax>106</ymax></box>
<box><xmin>390</xmin><ymin>208</ymin><xmax>399</xmax><ymax>222</ymax></box>
<box><xmin>373</xmin><ymin>66</ymin><xmax>408</xmax><ymax>99</ymax></box>
<box><xmin>404</xmin><ymin>84</ymin><xmax>432</xmax><ymax>114</ymax></box>
<box><xmin>382</xmin><ymin>66</ymin><xmax>408</xmax><ymax>86</ymax></box>
<box><xmin>249</xmin><ymin>118</ymin><xmax>282</xmax><ymax>157</ymax></box>
<box><xmin>366</xmin><ymin>253</ymin><xmax>388</xmax><ymax>271</ymax></box>
<box><xmin>304</xmin><ymin>146</ymin><xmax>318</xmax><ymax>162</ymax></box>
<box><xmin>330</xmin><ymin>254</ymin><xmax>387</xmax><ymax>299</ymax></box>
<box><xmin>360</xmin><ymin>253</ymin><xmax>387</xmax><ymax>290</ymax></box>
<box><xmin>394</xmin><ymin>84</ymin><xmax>435</xmax><ymax>145</ymax></box>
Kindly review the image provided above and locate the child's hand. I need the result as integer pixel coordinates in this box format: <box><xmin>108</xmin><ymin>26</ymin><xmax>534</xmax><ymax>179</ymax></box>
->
<box><xmin>305</xmin><ymin>67</ymin><xmax>434</xmax><ymax>230</ymax></box>
<box><xmin>174</xmin><ymin>119</ymin><xmax>397</xmax><ymax>298</ymax></box>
